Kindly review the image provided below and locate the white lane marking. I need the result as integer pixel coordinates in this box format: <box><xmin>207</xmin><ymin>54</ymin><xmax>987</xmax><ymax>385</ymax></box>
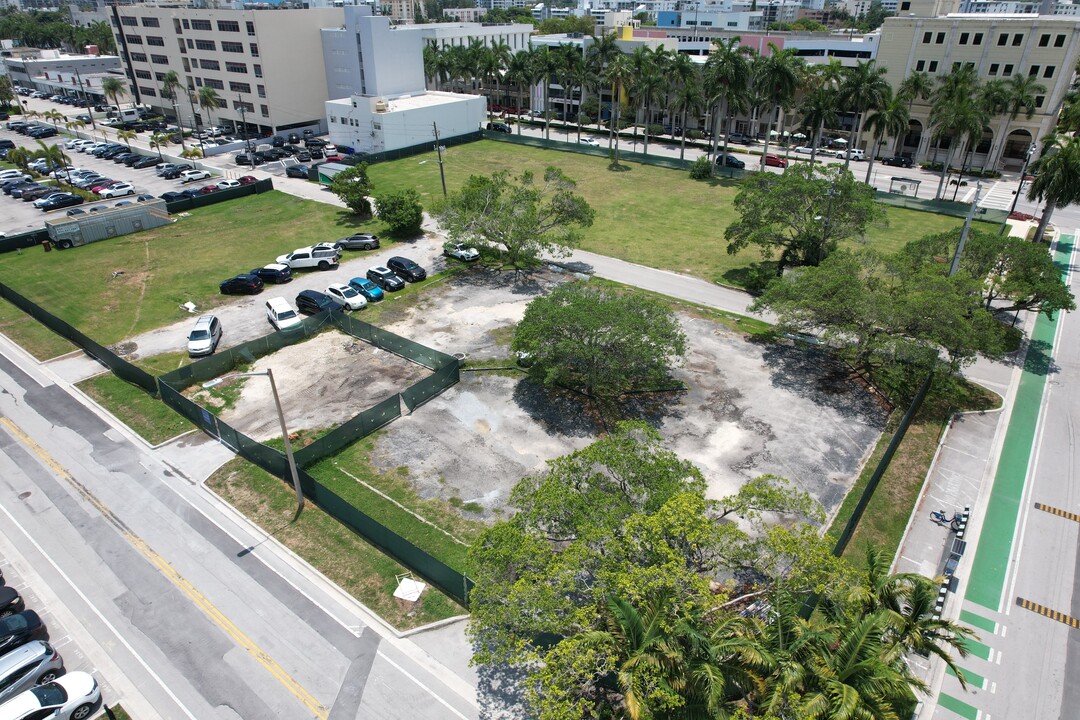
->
<box><xmin>0</xmin><ymin>501</ymin><xmax>199</xmax><ymax>720</ymax></box>
<box><xmin>376</xmin><ymin>651</ymin><xmax>470</xmax><ymax>720</ymax></box>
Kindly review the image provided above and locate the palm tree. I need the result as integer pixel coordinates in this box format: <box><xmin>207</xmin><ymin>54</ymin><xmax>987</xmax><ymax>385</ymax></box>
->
<box><xmin>679</xmin><ymin>611</ymin><xmax>772</xmax><ymax>717</ymax></box>
<box><xmin>604</xmin><ymin>53</ymin><xmax>634</xmax><ymax>165</ymax></box>
<box><xmin>504</xmin><ymin>51</ymin><xmax>532</xmax><ymax>136</ymax></box>
<box><xmin>33</xmin><ymin>140</ymin><xmax>72</xmax><ymax>187</ymax></box>
<box><xmin>489</xmin><ymin>39</ymin><xmax>513</xmax><ymax>109</ymax></box>
<box><xmin>703</xmin><ymin>37</ymin><xmax>753</xmax><ymax>162</ymax></box>
<box><xmin>754</xmin><ymin>43</ymin><xmax>802</xmax><ymax>167</ymax></box>
<box><xmin>160</xmin><ymin>69</ymin><xmax>182</xmax><ymax>102</ymax></box>
<box><xmin>149</xmin><ymin>132</ymin><xmax>169</xmax><ymax>160</ymax></box>
<box><xmin>670</xmin><ymin>67</ymin><xmax>705</xmax><ymax>161</ymax></box>
<box><xmin>43</xmin><ymin>109</ymin><xmax>64</xmax><ymax>129</ymax></box>
<box><xmin>5</xmin><ymin>147</ymin><xmax>31</xmax><ymax>173</ymax></box>
<box><xmin>197</xmin><ymin>86</ymin><xmax>221</xmax><ymax>130</ymax></box>
<box><xmin>556</xmin><ymin>43</ymin><xmax>583</xmax><ymax>124</ymax></box>
<box><xmin>630</xmin><ymin>47</ymin><xmax>668</xmax><ymax>155</ymax></box>
<box><xmin>475</xmin><ymin>45</ymin><xmax>499</xmax><ymax>116</ymax></box>
<box><xmin>101</xmin><ymin>76</ymin><xmax>127</xmax><ymax>111</ymax></box>
<box><xmin>987</xmin><ymin>73</ymin><xmax>1046</xmax><ymax>171</ymax></box>
<box><xmin>863</xmin><ymin>87</ymin><xmax>910</xmax><ymax>183</ymax></box>
<box><xmin>883</xmin><ymin>579</ymin><xmax>976</xmax><ymax>688</ymax></box>
<box><xmin>929</xmin><ymin>65</ymin><xmax>985</xmax><ymax>199</ymax></box>
<box><xmin>1027</xmin><ymin>132</ymin><xmax>1080</xmax><ymax>243</ymax></box>
<box><xmin>898</xmin><ymin>69</ymin><xmax>934</xmax><ymax>111</ymax></box>
<box><xmin>64</xmin><ymin>119</ymin><xmax>86</xmax><ymax>137</ymax></box>
<box><xmin>423</xmin><ymin>42</ymin><xmax>443</xmax><ymax>91</ymax></box>
<box><xmin>797</xmin><ymin>84</ymin><xmax>839</xmax><ymax>164</ymax></box>
<box><xmin>532</xmin><ymin>46</ymin><xmax>561</xmax><ymax>140</ymax></box>
<box><xmin>117</xmin><ymin>128</ymin><xmax>137</xmax><ymax>149</ymax></box>
<box><xmin>180</xmin><ymin>146</ymin><xmax>203</xmax><ymax>160</ymax></box>
<box><xmin>838</xmin><ymin>60</ymin><xmax>890</xmax><ymax>170</ymax></box>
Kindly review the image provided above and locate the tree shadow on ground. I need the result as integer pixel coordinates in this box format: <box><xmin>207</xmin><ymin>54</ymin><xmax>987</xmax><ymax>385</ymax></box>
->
<box><xmin>758</xmin><ymin>342</ymin><xmax>890</xmax><ymax>427</ymax></box>
<box><xmin>513</xmin><ymin>378</ymin><xmax>687</xmax><ymax>437</ymax></box>
<box><xmin>721</xmin><ymin>261</ymin><xmax>779</xmax><ymax>295</ymax></box>
<box><xmin>449</xmin><ymin>264</ymin><xmax>549</xmax><ymax>296</ymax></box>
<box><xmin>475</xmin><ymin>655</ymin><xmax>531</xmax><ymax>720</ymax></box>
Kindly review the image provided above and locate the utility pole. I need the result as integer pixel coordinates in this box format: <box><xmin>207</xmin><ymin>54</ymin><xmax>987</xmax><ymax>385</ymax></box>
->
<box><xmin>238</xmin><ymin>94</ymin><xmax>253</xmax><ymax>159</ymax></box>
<box><xmin>1000</xmin><ymin>142</ymin><xmax>1036</xmax><ymax>236</ymax></box>
<box><xmin>949</xmin><ymin>181</ymin><xmax>983</xmax><ymax>278</ymax></box>
<box><xmin>74</xmin><ymin>69</ymin><xmax>98</xmax><ymax>139</ymax></box>
<box><xmin>433</xmin><ymin>121</ymin><xmax>447</xmax><ymax>197</ymax></box>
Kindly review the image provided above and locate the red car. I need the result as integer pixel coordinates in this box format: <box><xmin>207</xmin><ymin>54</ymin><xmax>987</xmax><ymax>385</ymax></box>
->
<box><xmin>237</xmin><ymin>175</ymin><xmax>257</xmax><ymax>185</ymax></box>
<box><xmin>92</xmin><ymin>180</ymin><xmax>121</xmax><ymax>194</ymax></box>
<box><xmin>198</xmin><ymin>184</ymin><xmax>219</xmax><ymax>194</ymax></box>
<box><xmin>763</xmin><ymin>154</ymin><xmax>788</xmax><ymax>168</ymax></box>
<box><xmin>325</xmin><ymin>154</ymin><xmax>344</xmax><ymax>162</ymax></box>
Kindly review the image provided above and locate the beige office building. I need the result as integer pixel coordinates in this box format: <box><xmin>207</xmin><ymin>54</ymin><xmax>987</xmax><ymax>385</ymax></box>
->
<box><xmin>876</xmin><ymin>12</ymin><xmax>1080</xmax><ymax>168</ymax></box>
<box><xmin>108</xmin><ymin>5</ymin><xmax>344</xmax><ymax>136</ymax></box>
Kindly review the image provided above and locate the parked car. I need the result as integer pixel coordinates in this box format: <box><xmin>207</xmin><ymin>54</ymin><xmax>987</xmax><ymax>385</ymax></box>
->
<box><xmin>835</xmin><ymin>148</ymin><xmax>865</xmax><ymax>161</ymax></box>
<box><xmin>287</xmin><ymin>132</ymin><xmax>301</xmax><ymax>144</ymax></box>
<box><xmin>265</xmin><ymin>297</ymin><xmax>303</xmax><ymax>331</ymax></box>
<box><xmin>217</xmin><ymin>179</ymin><xmax>241</xmax><ymax>189</ymax></box>
<box><xmin>334</xmin><ymin>233</ymin><xmax>379</xmax><ymax>251</ymax></box>
<box><xmin>386</xmin><ymin>256</ymin><xmax>427</xmax><ymax>283</ymax></box>
<box><xmin>763</xmin><ymin>154</ymin><xmax>788</xmax><ymax>168</ymax></box>
<box><xmin>249</xmin><ymin>263</ymin><xmax>292</xmax><ymax>284</ymax></box>
<box><xmin>38</xmin><ymin>193</ymin><xmax>84</xmax><ymax>212</ymax></box>
<box><xmin>155</xmin><ymin>163</ymin><xmax>185</xmax><ymax>176</ymax></box>
<box><xmin>9</xmin><ymin>184</ymin><xmax>43</xmax><ymax>200</ymax></box>
<box><xmin>235</xmin><ymin>153</ymin><xmax>265</xmax><ymax>166</ymax></box>
<box><xmin>365</xmin><ymin>266</ymin><xmax>405</xmax><ymax>292</ymax></box>
<box><xmin>0</xmin><ymin>612</ymin><xmax>45</xmax><ymax>654</ymax></box>
<box><xmin>21</xmin><ymin>186</ymin><xmax>58</xmax><ymax>202</ymax></box>
<box><xmin>0</xmin><ymin>641</ymin><xmax>64</xmax><ymax>705</ymax></box>
<box><xmin>186</xmin><ymin>315</ymin><xmax>222</xmax><ymax>357</ymax></box>
<box><xmin>348</xmin><ymin>277</ymin><xmax>384</xmax><ymax>302</ymax></box>
<box><xmin>0</xmin><ymin>670</ymin><xmax>100</xmax><ymax>720</ymax></box>
<box><xmin>237</xmin><ymin>175</ymin><xmax>257</xmax><ymax>185</ymax></box>
<box><xmin>444</xmin><ymin>242</ymin><xmax>479</xmax><ymax>261</ymax></box>
<box><xmin>579</xmin><ymin>137</ymin><xmax>601</xmax><ymax>147</ymax></box>
<box><xmin>295</xmin><ymin>289</ymin><xmax>342</xmax><ymax>315</ymax></box>
<box><xmin>0</xmin><ymin>170</ymin><xmax>31</xmax><ymax>183</ymax></box>
<box><xmin>65</xmin><ymin>208</ymin><xmax>87</xmax><ymax>217</ymax></box>
<box><xmin>715</xmin><ymin>154</ymin><xmax>745</xmax><ymax>169</ymax></box>
<box><xmin>112</xmin><ymin>152</ymin><xmax>138</xmax><ymax>165</ymax></box>
<box><xmin>179</xmin><ymin>169</ymin><xmax>211</xmax><ymax>183</ymax></box>
<box><xmin>197</xmin><ymin>185</ymin><xmax>219</xmax><ymax>195</ymax></box>
<box><xmin>132</xmin><ymin>156</ymin><xmax>162</xmax><ymax>169</ymax></box>
<box><xmin>100</xmin><ymin>182</ymin><xmax>135</xmax><ymax>199</ymax></box>
<box><xmin>270</xmin><ymin>135</ymin><xmax>285</xmax><ymax>147</ymax></box>
<box><xmin>219</xmin><ymin>274</ymin><xmax>263</xmax><ymax>296</ymax></box>
<box><xmin>31</xmin><ymin>192</ymin><xmax>69</xmax><ymax>209</ymax></box>
<box><xmin>285</xmin><ymin>165</ymin><xmax>310</xmax><ymax>179</ymax></box>
<box><xmin>135</xmin><ymin>194</ymin><xmax>156</xmax><ymax>202</ymax></box>
<box><xmin>159</xmin><ymin>191</ymin><xmax>186</xmax><ymax>202</ymax></box>
<box><xmin>726</xmin><ymin>132</ymin><xmax>752</xmax><ymax>144</ymax></box>
<box><xmin>881</xmin><ymin>155</ymin><xmax>913</xmax><ymax>168</ymax></box>
<box><xmin>0</xmin><ymin>587</ymin><xmax>23</xmax><ymax>619</ymax></box>
<box><xmin>275</xmin><ymin>243</ymin><xmax>340</xmax><ymax>271</ymax></box>
<box><xmin>486</xmin><ymin>121</ymin><xmax>512</xmax><ymax>133</ymax></box>
<box><xmin>325</xmin><ymin>282</ymin><xmax>368</xmax><ymax>311</ymax></box>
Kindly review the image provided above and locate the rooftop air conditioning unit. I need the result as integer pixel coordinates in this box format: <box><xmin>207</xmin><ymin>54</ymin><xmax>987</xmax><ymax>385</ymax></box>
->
<box><xmin>375</xmin><ymin>99</ymin><xmax>387</xmax><ymax>113</ymax></box>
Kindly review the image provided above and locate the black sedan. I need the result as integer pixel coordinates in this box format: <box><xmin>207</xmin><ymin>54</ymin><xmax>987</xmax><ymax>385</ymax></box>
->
<box><xmin>159</xmin><ymin>191</ymin><xmax>185</xmax><ymax>202</ymax></box>
<box><xmin>881</xmin><ymin>156</ymin><xmax>914</xmax><ymax>168</ymax></box>
<box><xmin>132</xmin><ymin>156</ymin><xmax>162</xmax><ymax>169</ymax></box>
<box><xmin>160</xmin><ymin>167</ymin><xmax>185</xmax><ymax>180</ymax></box>
<box><xmin>249</xmin><ymin>264</ymin><xmax>292</xmax><ymax>284</ymax></box>
<box><xmin>0</xmin><ymin>586</ymin><xmax>24</xmax><ymax>618</ymax></box>
<box><xmin>285</xmin><ymin>165</ymin><xmax>310</xmax><ymax>179</ymax></box>
<box><xmin>219</xmin><ymin>274</ymin><xmax>264</xmax><ymax>295</ymax></box>
<box><xmin>39</xmin><ymin>193</ymin><xmax>84</xmax><ymax>212</ymax></box>
<box><xmin>0</xmin><ymin>610</ymin><xmax>45</xmax><ymax>653</ymax></box>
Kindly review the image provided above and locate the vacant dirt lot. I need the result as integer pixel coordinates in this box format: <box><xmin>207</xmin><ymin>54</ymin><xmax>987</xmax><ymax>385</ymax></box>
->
<box><xmin>189</xmin><ymin>329</ymin><xmax>431</xmax><ymax>441</ymax></box>
<box><xmin>367</xmin><ymin>267</ymin><xmax>889</xmax><ymax>519</ymax></box>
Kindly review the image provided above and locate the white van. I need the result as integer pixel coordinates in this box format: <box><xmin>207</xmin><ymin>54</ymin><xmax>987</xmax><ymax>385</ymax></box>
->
<box><xmin>265</xmin><ymin>297</ymin><xmax>302</xmax><ymax>331</ymax></box>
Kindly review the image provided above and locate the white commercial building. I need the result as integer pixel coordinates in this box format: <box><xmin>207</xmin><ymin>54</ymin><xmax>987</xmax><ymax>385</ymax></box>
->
<box><xmin>0</xmin><ymin>49</ymin><xmax>122</xmax><ymax>94</ymax></box>
<box><xmin>327</xmin><ymin>92</ymin><xmax>485</xmax><ymax>154</ymax></box>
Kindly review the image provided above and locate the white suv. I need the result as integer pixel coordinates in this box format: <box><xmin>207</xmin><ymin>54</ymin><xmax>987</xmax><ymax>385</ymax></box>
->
<box><xmin>178</xmin><ymin>169</ymin><xmax>211</xmax><ymax>183</ymax></box>
<box><xmin>275</xmin><ymin>243</ymin><xmax>340</xmax><ymax>271</ymax></box>
<box><xmin>265</xmin><ymin>297</ymin><xmax>303</xmax><ymax>331</ymax></box>
<box><xmin>835</xmin><ymin>148</ymin><xmax>865</xmax><ymax>160</ymax></box>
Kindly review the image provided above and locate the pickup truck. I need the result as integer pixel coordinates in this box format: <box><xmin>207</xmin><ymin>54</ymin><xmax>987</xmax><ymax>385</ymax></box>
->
<box><xmin>276</xmin><ymin>242</ymin><xmax>341</xmax><ymax>271</ymax></box>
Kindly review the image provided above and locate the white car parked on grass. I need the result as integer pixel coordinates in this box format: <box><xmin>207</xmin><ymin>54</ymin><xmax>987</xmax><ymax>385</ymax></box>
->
<box><xmin>325</xmin><ymin>282</ymin><xmax>368</xmax><ymax>310</ymax></box>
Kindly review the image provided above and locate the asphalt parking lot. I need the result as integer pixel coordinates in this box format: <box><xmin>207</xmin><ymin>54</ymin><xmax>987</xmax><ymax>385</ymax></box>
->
<box><xmin>0</xmin><ymin>128</ymin><xmax>224</xmax><ymax>235</ymax></box>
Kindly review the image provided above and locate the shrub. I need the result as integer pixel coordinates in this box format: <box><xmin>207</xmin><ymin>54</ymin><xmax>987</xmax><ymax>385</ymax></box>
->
<box><xmin>687</xmin><ymin>129</ymin><xmax>705</xmax><ymax>140</ymax></box>
<box><xmin>647</xmin><ymin>124</ymin><xmax>665</xmax><ymax>136</ymax></box>
<box><xmin>376</xmin><ymin>188</ymin><xmax>424</xmax><ymax>236</ymax></box>
<box><xmin>689</xmin><ymin>156</ymin><xmax>713</xmax><ymax>180</ymax></box>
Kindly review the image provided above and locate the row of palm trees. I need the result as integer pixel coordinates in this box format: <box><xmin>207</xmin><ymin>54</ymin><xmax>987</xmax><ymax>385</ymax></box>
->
<box><xmin>98</xmin><ymin>72</ymin><xmax>225</xmax><ymax>144</ymax></box>
<box><xmin>562</xmin><ymin>546</ymin><xmax>973</xmax><ymax>720</ymax></box>
<box><xmin>423</xmin><ymin>35</ymin><xmax>1047</xmax><ymax>198</ymax></box>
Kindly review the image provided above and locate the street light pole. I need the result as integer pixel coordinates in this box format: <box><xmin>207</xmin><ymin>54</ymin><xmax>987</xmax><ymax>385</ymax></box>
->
<box><xmin>203</xmin><ymin>369</ymin><xmax>304</xmax><ymax>518</ymax></box>
<box><xmin>171</xmin><ymin>102</ymin><xmax>186</xmax><ymax>152</ymax></box>
<box><xmin>1000</xmin><ymin>141</ymin><xmax>1037</xmax><ymax>236</ymax></box>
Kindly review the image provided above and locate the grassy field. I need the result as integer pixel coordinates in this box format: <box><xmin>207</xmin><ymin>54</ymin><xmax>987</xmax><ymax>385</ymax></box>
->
<box><xmin>368</xmin><ymin>140</ymin><xmax>998</xmax><ymax>286</ymax></box>
<box><xmin>826</xmin><ymin>377</ymin><xmax>1001</xmax><ymax>569</ymax></box>
<box><xmin>0</xmin><ymin>191</ymin><xmax>388</xmax><ymax>355</ymax></box>
<box><xmin>208</xmin><ymin>452</ymin><xmax>472</xmax><ymax>629</ymax></box>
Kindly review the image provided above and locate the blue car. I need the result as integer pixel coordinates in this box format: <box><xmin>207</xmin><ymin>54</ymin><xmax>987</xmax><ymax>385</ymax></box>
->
<box><xmin>348</xmin><ymin>276</ymin><xmax>384</xmax><ymax>302</ymax></box>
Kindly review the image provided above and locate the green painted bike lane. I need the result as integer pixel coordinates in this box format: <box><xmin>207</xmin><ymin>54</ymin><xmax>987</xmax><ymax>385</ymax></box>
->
<box><xmin>965</xmin><ymin>236</ymin><xmax>1075</xmax><ymax>611</ymax></box>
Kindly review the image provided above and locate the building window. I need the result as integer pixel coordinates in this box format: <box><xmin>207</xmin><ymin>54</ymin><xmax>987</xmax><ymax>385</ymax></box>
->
<box><xmin>249</xmin><ymin>43</ymin><xmax>259</xmax><ymax>57</ymax></box>
<box><xmin>1036</xmin><ymin>95</ymin><xmax>1045</xmax><ymax>108</ymax></box>
<box><xmin>928</xmin><ymin>60</ymin><xmax>938</xmax><ymax>72</ymax></box>
<box><xmin>973</xmin><ymin>32</ymin><xmax>983</xmax><ymax>44</ymax></box>
<box><xmin>1012</xmin><ymin>33</ymin><xmax>1023</xmax><ymax>46</ymax></box>
<box><xmin>233</xmin><ymin>100</ymin><xmax>254</xmax><ymax>112</ymax></box>
<box><xmin>1045</xmin><ymin>65</ymin><xmax>1055</xmax><ymax>78</ymax></box>
<box><xmin>140</xmin><ymin>86</ymin><xmax>156</xmax><ymax>97</ymax></box>
<box><xmin>216</xmin><ymin>98</ymin><xmax>228</xmax><ymax>109</ymax></box>
<box><xmin>174</xmin><ymin>18</ymin><xmax>182</xmax><ymax>33</ymax></box>
<box><xmin>135</xmin><ymin>69</ymin><xmax>152</xmax><ymax>80</ymax></box>
<box><xmin>177</xmin><ymin>38</ymin><xmax>186</xmax><ymax>54</ymax></box>
<box><xmin>191</xmin><ymin>58</ymin><xmax>199</xmax><ymax>68</ymax></box>
<box><xmin>246</xmin><ymin>21</ymin><xmax>255</xmax><ymax>35</ymax></box>
<box><xmin>1003</xmin><ymin>63</ymin><xmax>1014</xmax><ymax>76</ymax></box>
<box><xmin>125</xmin><ymin>34</ymin><xmax>143</xmax><ymax>44</ymax></box>
<box><xmin>229</xmin><ymin>81</ymin><xmax>251</xmax><ymax>93</ymax></box>
<box><xmin>959</xmin><ymin>32</ymin><xmax>969</xmax><ymax>44</ymax></box>
<box><xmin>922</xmin><ymin>31</ymin><xmax>932</xmax><ymax>43</ymax></box>
<box><xmin>225</xmin><ymin>62</ymin><xmax>247</xmax><ymax>74</ymax></box>
<box><xmin>151</xmin><ymin>54</ymin><xmax>169</xmax><ymax>65</ymax></box>
<box><xmin>222</xmin><ymin>41</ymin><xmax>243</xmax><ymax>53</ymax></box>
<box><xmin>141</xmin><ymin>16</ymin><xmax>159</xmax><ymax>27</ymax></box>
<box><xmin>195</xmin><ymin>39</ymin><xmax>216</xmax><ymax>51</ymax></box>
<box><xmin>205</xmin><ymin>78</ymin><xmax>224</xmax><ymax>90</ymax></box>
<box><xmin>182</xmin><ymin>19</ymin><xmax>190</xmax><ymax>29</ymax></box>
<box><xmin>121</xmin><ymin>16</ymin><xmax>138</xmax><ymax>26</ymax></box>
<box><xmin>253</xmin><ymin>64</ymin><xmax>262</xmax><ymax>78</ymax></box>
<box><xmin>147</xmin><ymin>36</ymin><xmax>164</xmax><ymax>46</ymax></box>
<box><xmin>260</xmin><ymin>104</ymin><xmax>269</xmax><ymax>117</ymax></box>
<box><xmin>936</xmin><ymin>32</ymin><xmax>945</xmax><ymax>43</ymax></box>
<box><xmin>195</xmin><ymin>77</ymin><xmax>203</xmax><ymax>87</ymax></box>
<box><xmin>1030</xmin><ymin>64</ymin><xmax>1041</xmax><ymax>76</ymax></box>
<box><xmin>190</xmin><ymin>19</ymin><xmax>212</xmax><ymax>31</ymax></box>
<box><xmin>1039</xmin><ymin>33</ymin><xmax>1050</xmax><ymax>46</ymax></box>
<box><xmin>155</xmin><ymin>72</ymin><xmax>166</xmax><ymax>81</ymax></box>
<box><xmin>217</xmin><ymin>20</ymin><xmax>240</xmax><ymax>32</ymax></box>
<box><xmin>186</xmin><ymin>38</ymin><xmax>193</xmax><ymax>48</ymax></box>
<box><xmin>900</xmin><ymin>1</ymin><xmax>910</xmax><ymax>9</ymax></box>
<box><xmin>998</xmin><ymin>33</ymin><xmax>1008</xmax><ymax>45</ymax></box>
<box><xmin>916</xmin><ymin>59</ymin><xmax>926</xmax><ymax>71</ymax></box>
<box><xmin>1056</xmin><ymin>34</ymin><xmax>1067</xmax><ymax>47</ymax></box>
<box><xmin>989</xmin><ymin>63</ymin><xmax>999</xmax><ymax>75</ymax></box>
<box><xmin>131</xmin><ymin>52</ymin><xmax>148</xmax><ymax>62</ymax></box>
<box><xmin>952</xmin><ymin>61</ymin><xmax>961</xmax><ymax>71</ymax></box>
<box><xmin>257</xmin><ymin>84</ymin><xmax>265</xmax><ymax>97</ymax></box>
<box><xmin>201</xmin><ymin>59</ymin><xmax>220</xmax><ymax>70</ymax></box>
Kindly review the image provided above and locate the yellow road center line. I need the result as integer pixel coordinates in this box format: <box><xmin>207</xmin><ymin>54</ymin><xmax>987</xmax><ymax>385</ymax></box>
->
<box><xmin>0</xmin><ymin>417</ymin><xmax>328</xmax><ymax>719</ymax></box>
<box><xmin>1016</xmin><ymin>597</ymin><xmax>1080</xmax><ymax>629</ymax></box>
